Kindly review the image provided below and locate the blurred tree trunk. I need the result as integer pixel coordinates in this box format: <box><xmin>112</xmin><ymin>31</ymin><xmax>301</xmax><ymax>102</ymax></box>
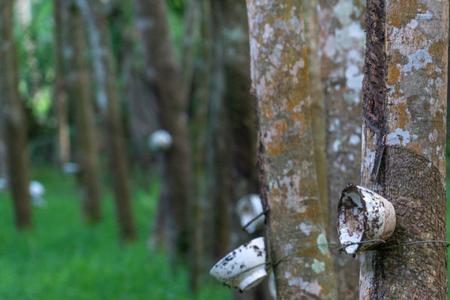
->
<box><xmin>219</xmin><ymin>1</ymin><xmax>271</xmax><ymax>299</ymax></box>
<box><xmin>123</xmin><ymin>61</ymin><xmax>158</xmax><ymax>169</ymax></box>
<box><xmin>132</xmin><ymin>0</ymin><xmax>168</xmax><ymax>249</ymax></box>
<box><xmin>112</xmin><ymin>1</ymin><xmax>158</xmax><ymax>170</ymax></box>
<box><xmin>359</xmin><ymin>0</ymin><xmax>448</xmax><ymax>298</ymax></box>
<box><xmin>53</xmin><ymin>0</ymin><xmax>71</xmax><ymax>166</ymax></box>
<box><xmin>0</xmin><ymin>0</ymin><xmax>32</xmax><ymax>229</ymax></box>
<box><xmin>68</xmin><ymin>2</ymin><xmax>102</xmax><ymax>224</ymax></box>
<box><xmin>0</xmin><ymin>119</ymin><xmax>6</xmax><ymax>179</ymax></box>
<box><xmin>180</xmin><ymin>0</ymin><xmax>200</xmax><ymax>98</ymax></box>
<box><xmin>207</xmin><ymin>0</ymin><xmax>232</xmax><ymax>262</ymax></box>
<box><xmin>76</xmin><ymin>0</ymin><xmax>136</xmax><ymax>241</ymax></box>
<box><xmin>318</xmin><ymin>1</ymin><xmax>364</xmax><ymax>298</ymax></box>
<box><xmin>246</xmin><ymin>1</ymin><xmax>337</xmax><ymax>299</ymax></box>
<box><xmin>133</xmin><ymin>0</ymin><xmax>192</xmax><ymax>258</ymax></box>
<box><xmin>188</xmin><ymin>0</ymin><xmax>216</xmax><ymax>289</ymax></box>
<box><xmin>0</xmin><ymin>141</ymin><xmax>5</xmax><ymax>180</ymax></box>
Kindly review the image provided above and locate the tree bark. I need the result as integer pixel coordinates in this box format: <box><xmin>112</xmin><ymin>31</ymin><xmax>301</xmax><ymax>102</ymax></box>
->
<box><xmin>307</xmin><ymin>0</ymin><xmax>329</xmax><ymax>232</ymax></box>
<box><xmin>53</xmin><ymin>0</ymin><xmax>71</xmax><ymax>166</ymax></box>
<box><xmin>246</xmin><ymin>1</ymin><xmax>337</xmax><ymax>299</ymax></box>
<box><xmin>113</xmin><ymin>1</ymin><xmax>158</xmax><ymax>170</ymax></box>
<box><xmin>219</xmin><ymin>1</ymin><xmax>270</xmax><ymax>299</ymax></box>
<box><xmin>123</xmin><ymin>60</ymin><xmax>158</xmax><ymax>169</ymax></box>
<box><xmin>133</xmin><ymin>0</ymin><xmax>192</xmax><ymax>257</ymax></box>
<box><xmin>189</xmin><ymin>0</ymin><xmax>213</xmax><ymax>289</ymax></box>
<box><xmin>76</xmin><ymin>0</ymin><xmax>136</xmax><ymax>241</ymax></box>
<box><xmin>0</xmin><ymin>0</ymin><xmax>32</xmax><ymax>229</ymax></box>
<box><xmin>318</xmin><ymin>1</ymin><xmax>365</xmax><ymax>298</ymax></box>
<box><xmin>207</xmin><ymin>0</ymin><xmax>233</xmax><ymax>262</ymax></box>
<box><xmin>0</xmin><ymin>118</ymin><xmax>6</xmax><ymax>179</ymax></box>
<box><xmin>359</xmin><ymin>0</ymin><xmax>448</xmax><ymax>299</ymax></box>
<box><xmin>68</xmin><ymin>2</ymin><xmax>102</xmax><ymax>224</ymax></box>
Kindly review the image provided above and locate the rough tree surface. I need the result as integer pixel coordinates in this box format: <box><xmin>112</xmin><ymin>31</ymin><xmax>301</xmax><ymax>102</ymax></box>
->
<box><xmin>360</xmin><ymin>0</ymin><xmax>448</xmax><ymax>299</ymax></box>
<box><xmin>318</xmin><ymin>0</ymin><xmax>365</xmax><ymax>298</ymax></box>
<box><xmin>246</xmin><ymin>1</ymin><xmax>337</xmax><ymax>299</ymax></box>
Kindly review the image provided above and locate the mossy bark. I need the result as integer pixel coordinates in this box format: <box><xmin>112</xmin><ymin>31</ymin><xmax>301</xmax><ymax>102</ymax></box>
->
<box><xmin>246</xmin><ymin>1</ymin><xmax>337</xmax><ymax>299</ymax></box>
<box><xmin>360</xmin><ymin>0</ymin><xmax>448</xmax><ymax>298</ymax></box>
<box><xmin>318</xmin><ymin>0</ymin><xmax>365</xmax><ymax>298</ymax></box>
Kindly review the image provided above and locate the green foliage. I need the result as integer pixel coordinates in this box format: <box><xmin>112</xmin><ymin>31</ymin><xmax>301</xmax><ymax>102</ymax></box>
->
<box><xmin>167</xmin><ymin>2</ymin><xmax>185</xmax><ymax>62</ymax></box>
<box><xmin>0</xmin><ymin>167</ymin><xmax>230</xmax><ymax>300</ymax></box>
<box><xmin>167</xmin><ymin>0</ymin><xmax>185</xmax><ymax>16</ymax></box>
<box><xmin>14</xmin><ymin>0</ymin><xmax>54</xmax><ymax>100</ymax></box>
<box><xmin>31</xmin><ymin>86</ymin><xmax>52</xmax><ymax>122</ymax></box>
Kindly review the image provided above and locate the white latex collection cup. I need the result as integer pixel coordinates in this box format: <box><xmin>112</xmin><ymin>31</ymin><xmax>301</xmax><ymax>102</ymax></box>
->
<box><xmin>209</xmin><ymin>237</ymin><xmax>268</xmax><ymax>291</ymax></box>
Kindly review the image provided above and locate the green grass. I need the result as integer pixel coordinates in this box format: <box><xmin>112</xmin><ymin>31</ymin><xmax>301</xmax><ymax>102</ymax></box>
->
<box><xmin>4</xmin><ymin>166</ymin><xmax>450</xmax><ymax>298</ymax></box>
<box><xmin>447</xmin><ymin>177</ymin><xmax>450</xmax><ymax>299</ymax></box>
<box><xmin>0</xmin><ymin>167</ymin><xmax>230</xmax><ymax>300</ymax></box>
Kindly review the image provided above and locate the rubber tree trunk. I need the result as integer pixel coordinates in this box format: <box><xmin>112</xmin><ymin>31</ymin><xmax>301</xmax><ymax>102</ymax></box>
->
<box><xmin>123</xmin><ymin>61</ymin><xmax>158</xmax><ymax>170</ymax></box>
<box><xmin>307</xmin><ymin>0</ymin><xmax>330</xmax><ymax>234</ymax></box>
<box><xmin>68</xmin><ymin>3</ymin><xmax>102</xmax><ymax>224</ymax></box>
<box><xmin>76</xmin><ymin>0</ymin><xmax>136</xmax><ymax>241</ymax></box>
<box><xmin>131</xmin><ymin>0</ymin><xmax>168</xmax><ymax>249</ymax></box>
<box><xmin>246</xmin><ymin>1</ymin><xmax>337</xmax><ymax>299</ymax></box>
<box><xmin>0</xmin><ymin>0</ymin><xmax>32</xmax><ymax>230</ymax></box>
<box><xmin>189</xmin><ymin>0</ymin><xmax>213</xmax><ymax>289</ymax></box>
<box><xmin>206</xmin><ymin>0</ymin><xmax>233</xmax><ymax>263</ymax></box>
<box><xmin>318</xmin><ymin>1</ymin><xmax>365</xmax><ymax>298</ymax></box>
<box><xmin>101</xmin><ymin>10</ymin><xmax>136</xmax><ymax>242</ymax></box>
<box><xmin>113</xmin><ymin>0</ymin><xmax>158</xmax><ymax>170</ymax></box>
<box><xmin>359</xmin><ymin>0</ymin><xmax>448</xmax><ymax>299</ymax></box>
<box><xmin>53</xmin><ymin>0</ymin><xmax>71</xmax><ymax>166</ymax></box>
<box><xmin>222</xmin><ymin>0</ymin><xmax>259</xmax><ymax>201</ymax></box>
<box><xmin>133</xmin><ymin>0</ymin><xmax>192</xmax><ymax>258</ymax></box>
<box><xmin>0</xmin><ymin>118</ymin><xmax>6</xmax><ymax>179</ymax></box>
<box><xmin>218</xmin><ymin>1</ymin><xmax>270</xmax><ymax>299</ymax></box>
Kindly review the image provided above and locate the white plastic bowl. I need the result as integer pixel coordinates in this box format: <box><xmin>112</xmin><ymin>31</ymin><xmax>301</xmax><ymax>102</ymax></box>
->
<box><xmin>63</xmin><ymin>162</ymin><xmax>80</xmax><ymax>174</ymax></box>
<box><xmin>30</xmin><ymin>181</ymin><xmax>45</xmax><ymax>197</ymax></box>
<box><xmin>148</xmin><ymin>130</ymin><xmax>173</xmax><ymax>151</ymax></box>
<box><xmin>0</xmin><ymin>177</ymin><xmax>7</xmax><ymax>191</ymax></box>
<box><xmin>236</xmin><ymin>194</ymin><xmax>265</xmax><ymax>234</ymax></box>
<box><xmin>338</xmin><ymin>184</ymin><xmax>396</xmax><ymax>255</ymax></box>
<box><xmin>210</xmin><ymin>237</ymin><xmax>267</xmax><ymax>291</ymax></box>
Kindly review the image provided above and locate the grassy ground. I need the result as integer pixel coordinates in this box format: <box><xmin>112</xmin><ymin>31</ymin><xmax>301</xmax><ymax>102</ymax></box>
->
<box><xmin>0</xmin><ymin>167</ymin><xmax>230</xmax><ymax>300</ymax></box>
<box><xmin>447</xmin><ymin>178</ymin><xmax>450</xmax><ymax>299</ymax></box>
<box><xmin>1</xmin><ymin>166</ymin><xmax>449</xmax><ymax>299</ymax></box>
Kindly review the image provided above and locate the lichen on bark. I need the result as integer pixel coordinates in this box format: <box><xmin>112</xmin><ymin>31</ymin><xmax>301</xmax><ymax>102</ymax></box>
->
<box><xmin>318</xmin><ymin>0</ymin><xmax>365</xmax><ymax>298</ymax></box>
<box><xmin>360</xmin><ymin>0</ymin><xmax>448</xmax><ymax>299</ymax></box>
<box><xmin>246</xmin><ymin>1</ymin><xmax>337</xmax><ymax>299</ymax></box>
